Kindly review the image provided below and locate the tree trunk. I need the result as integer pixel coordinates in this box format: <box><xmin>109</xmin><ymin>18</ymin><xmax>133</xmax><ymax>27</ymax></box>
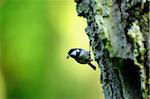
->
<box><xmin>74</xmin><ymin>0</ymin><xmax>149</xmax><ymax>99</ymax></box>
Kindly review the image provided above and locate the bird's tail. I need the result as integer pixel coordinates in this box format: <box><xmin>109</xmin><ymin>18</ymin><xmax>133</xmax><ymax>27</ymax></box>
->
<box><xmin>88</xmin><ymin>63</ymin><xmax>96</xmax><ymax>70</ymax></box>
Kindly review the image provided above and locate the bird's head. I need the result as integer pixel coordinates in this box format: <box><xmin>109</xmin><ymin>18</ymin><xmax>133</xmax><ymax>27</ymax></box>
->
<box><xmin>67</xmin><ymin>48</ymin><xmax>79</xmax><ymax>59</ymax></box>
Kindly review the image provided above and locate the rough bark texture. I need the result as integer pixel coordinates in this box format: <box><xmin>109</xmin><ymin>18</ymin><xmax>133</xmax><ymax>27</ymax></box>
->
<box><xmin>74</xmin><ymin>0</ymin><xmax>149</xmax><ymax>99</ymax></box>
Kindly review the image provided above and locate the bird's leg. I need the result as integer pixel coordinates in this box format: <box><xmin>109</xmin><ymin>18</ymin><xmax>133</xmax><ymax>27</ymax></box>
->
<box><xmin>88</xmin><ymin>44</ymin><xmax>91</xmax><ymax>59</ymax></box>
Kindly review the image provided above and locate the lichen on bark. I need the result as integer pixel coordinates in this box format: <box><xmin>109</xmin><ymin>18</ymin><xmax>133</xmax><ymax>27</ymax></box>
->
<box><xmin>74</xmin><ymin>0</ymin><xmax>149</xmax><ymax>99</ymax></box>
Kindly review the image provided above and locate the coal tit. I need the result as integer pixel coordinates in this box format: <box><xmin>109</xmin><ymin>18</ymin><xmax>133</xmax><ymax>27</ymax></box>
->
<box><xmin>67</xmin><ymin>48</ymin><xmax>96</xmax><ymax>70</ymax></box>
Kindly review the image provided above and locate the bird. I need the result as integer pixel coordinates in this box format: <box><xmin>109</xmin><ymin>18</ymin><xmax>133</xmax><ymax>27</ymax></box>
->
<box><xmin>67</xmin><ymin>48</ymin><xmax>96</xmax><ymax>70</ymax></box>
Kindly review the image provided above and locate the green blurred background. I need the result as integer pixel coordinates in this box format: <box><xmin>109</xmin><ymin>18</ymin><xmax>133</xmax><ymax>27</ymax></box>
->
<box><xmin>0</xmin><ymin>0</ymin><xmax>104</xmax><ymax>99</ymax></box>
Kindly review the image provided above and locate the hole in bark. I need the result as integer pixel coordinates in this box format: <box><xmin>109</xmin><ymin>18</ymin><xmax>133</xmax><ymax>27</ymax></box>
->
<box><xmin>121</xmin><ymin>59</ymin><xmax>143</xmax><ymax>98</ymax></box>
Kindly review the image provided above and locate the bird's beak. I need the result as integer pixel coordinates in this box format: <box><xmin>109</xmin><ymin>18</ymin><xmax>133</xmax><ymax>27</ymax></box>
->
<box><xmin>67</xmin><ymin>55</ymin><xmax>70</xmax><ymax>59</ymax></box>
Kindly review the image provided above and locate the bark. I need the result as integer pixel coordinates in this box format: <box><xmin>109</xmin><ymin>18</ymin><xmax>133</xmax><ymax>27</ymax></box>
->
<box><xmin>74</xmin><ymin>0</ymin><xmax>149</xmax><ymax>99</ymax></box>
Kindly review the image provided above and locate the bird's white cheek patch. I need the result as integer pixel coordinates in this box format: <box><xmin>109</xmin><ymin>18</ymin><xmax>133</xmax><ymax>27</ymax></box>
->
<box><xmin>71</xmin><ymin>51</ymin><xmax>77</xmax><ymax>56</ymax></box>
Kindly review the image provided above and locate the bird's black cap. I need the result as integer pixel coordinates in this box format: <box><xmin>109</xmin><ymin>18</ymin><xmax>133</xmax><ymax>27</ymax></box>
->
<box><xmin>68</xmin><ymin>48</ymin><xmax>76</xmax><ymax>55</ymax></box>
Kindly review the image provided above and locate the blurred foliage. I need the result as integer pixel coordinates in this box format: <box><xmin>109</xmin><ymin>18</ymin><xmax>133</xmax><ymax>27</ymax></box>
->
<box><xmin>0</xmin><ymin>0</ymin><xmax>104</xmax><ymax>99</ymax></box>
